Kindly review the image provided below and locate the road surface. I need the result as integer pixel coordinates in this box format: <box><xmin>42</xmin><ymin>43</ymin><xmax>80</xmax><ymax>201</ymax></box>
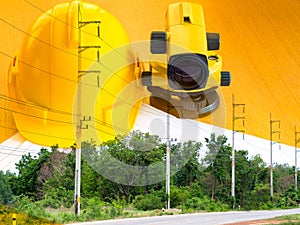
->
<box><xmin>65</xmin><ymin>208</ymin><xmax>300</xmax><ymax>225</ymax></box>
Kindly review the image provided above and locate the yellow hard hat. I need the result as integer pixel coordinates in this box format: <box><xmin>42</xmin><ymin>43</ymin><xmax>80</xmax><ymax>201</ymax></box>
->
<box><xmin>8</xmin><ymin>1</ymin><xmax>142</xmax><ymax>147</ymax></box>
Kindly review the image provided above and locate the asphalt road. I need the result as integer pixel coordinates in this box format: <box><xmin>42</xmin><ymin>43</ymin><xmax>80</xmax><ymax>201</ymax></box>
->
<box><xmin>65</xmin><ymin>208</ymin><xmax>300</xmax><ymax>225</ymax></box>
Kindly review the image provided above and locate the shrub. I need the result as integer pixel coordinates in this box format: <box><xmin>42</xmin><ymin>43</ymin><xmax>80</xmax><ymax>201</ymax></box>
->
<box><xmin>134</xmin><ymin>192</ymin><xmax>163</xmax><ymax>211</ymax></box>
<box><xmin>170</xmin><ymin>185</ymin><xmax>190</xmax><ymax>208</ymax></box>
<box><xmin>81</xmin><ymin>197</ymin><xmax>108</xmax><ymax>220</ymax></box>
<box><xmin>14</xmin><ymin>195</ymin><xmax>48</xmax><ymax>218</ymax></box>
<box><xmin>184</xmin><ymin>196</ymin><xmax>228</xmax><ymax>212</ymax></box>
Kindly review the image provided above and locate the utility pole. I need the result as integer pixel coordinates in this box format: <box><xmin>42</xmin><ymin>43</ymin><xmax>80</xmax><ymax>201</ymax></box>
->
<box><xmin>74</xmin><ymin>2</ymin><xmax>101</xmax><ymax>216</ymax></box>
<box><xmin>295</xmin><ymin>126</ymin><xmax>300</xmax><ymax>190</ymax></box>
<box><xmin>166</xmin><ymin>93</ymin><xmax>171</xmax><ymax>209</ymax></box>
<box><xmin>232</xmin><ymin>95</ymin><xmax>245</xmax><ymax>209</ymax></box>
<box><xmin>270</xmin><ymin>113</ymin><xmax>280</xmax><ymax>199</ymax></box>
<box><xmin>74</xmin><ymin>3</ymin><xmax>83</xmax><ymax>216</ymax></box>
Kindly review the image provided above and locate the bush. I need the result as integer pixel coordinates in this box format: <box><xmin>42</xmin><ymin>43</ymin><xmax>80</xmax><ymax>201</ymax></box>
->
<box><xmin>170</xmin><ymin>185</ymin><xmax>190</xmax><ymax>208</ymax></box>
<box><xmin>43</xmin><ymin>186</ymin><xmax>74</xmax><ymax>208</ymax></box>
<box><xmin>184</xmin><ymin>196</ymin><xmax>228</xmax><ymax>212</ymax></box>
<box><xmin>81</xmin><ymin>197</ymin><xmax>109</xmax><ymax>220</ymax></box>
<box><xmin>14</xmin><ymin>195</ymin><xmax>48</xmax><ymax>218</ymax></box>
<box><xmin>134</xmin><ymin>192</ymin><xmax>163</xmax><ymax>211</ymax></box>
<box><xmin>190</xmin><ymin>183</ymin><xmax>204</xmax><ymax>198</ymax></box>
<box><xmin>39</xmin><ymin>195</ymin><xmax>60</xmax><ymax>209</ymax></box>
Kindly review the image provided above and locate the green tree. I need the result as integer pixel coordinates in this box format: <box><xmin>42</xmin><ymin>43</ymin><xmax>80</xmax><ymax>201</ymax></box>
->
<box><xmin>85</xmin><ymin>131</ymin><xmax>166</xmax><ymax>200</ymax></box>
<box><xmin>40</xmin><ymin>146</ymin><xmax>75</xmax><ymax>208</ymax></box>
<box><xmin>172</xmin><ymin>141</ymin><xmax>202</xmax><ymax>187</ymax></box>
<box><xmin>273</xmin><ymin>163</ymin><xmax>294</xmax><ymax>194</ymax></box>
<box><xmin>203</xmin><ymin>134</ymin><xmax>231</xmax><ymax>203</ymax></box>
<box><xmin>241</xmin><ymin>154</ymin><xmax>268</xmax><ymax>209</ymax></box>
<box><xmin>0</xmin><ymin>171</ymin><xmax>14</xmax><ymax>204</ymax></box>
<box><xmin>13</xmin><ymin>148</ymin><xmax>51</xmax><ymax>199</ymax></box>
<box><xmin>234</xmin><ymin>150</ymin><xmax>250</xmax><ymax>207</ymax></box>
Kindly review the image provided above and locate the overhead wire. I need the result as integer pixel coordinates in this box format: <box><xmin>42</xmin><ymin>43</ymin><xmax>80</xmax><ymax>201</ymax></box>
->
<box><xmin>0</xmin><ymin>104</ymin><xmax>73</xmax><ymax>125</ymax></box>
<box><xmin>0</xmin><ymin>151</ymin><xmax>25</xmax><ymax>157</ymax></box>
<box><xmin>0</xmin><ymin>124</ymin><xmax>73</xmax><ymax>141</ymax></box>
<box><xmin>0</xmin><ymin>144</ymin><xmax>41</xmax><ymax>154</ymax></box>
<box><xmin>0</xmin><ymin>93</ymin><xmax>74</xmax><ymax>117</ymax></box>
<box><xmin>1</xmin><ymin>47</ymin><xmax>208</xmax><ymax>135</ymax></box>
<box><xmin>22</xmin><ymin>0</ymin><xmax>134</xmax><ymax>63</ymax></box>
<box><xmin>0</xmin><ymin>14</ymin><xmax>140</xmax><ymax>91</ymax></box>
<box><xmin>0</xmin><ymin>91</ymin><xmax>223</xmax><ymax>148</ymax></box>
<box><xmin>0</xmin><ymin>92</ymin><xmax>133</xmax><ymax>134</ymax></box>
<box><xmin>243</xmin><ymin>128</ymin><xmax>294</xmax><ymax>158</ymax></box>
<box><xmin>0</xmin><ymin>49</ymin><xmax>164</xmax><ymax>118</ymax></box>
<box><xmin>0</xmin><ymin>134</ymin><xmax>38</xmax><ymax>169</ymax></box>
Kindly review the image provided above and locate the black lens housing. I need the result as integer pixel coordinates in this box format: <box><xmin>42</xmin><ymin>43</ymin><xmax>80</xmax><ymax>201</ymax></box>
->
<box><xmin>167</xmin><ymin>53</ymin><xmax>209</xmax><ymax>90</ymax></box>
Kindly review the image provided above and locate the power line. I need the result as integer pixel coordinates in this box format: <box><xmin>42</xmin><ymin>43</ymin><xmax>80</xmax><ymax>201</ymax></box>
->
<box><xmin>0</xmin><ymin>94</ymin><xmax>74</xmax><ymax>116</ymax></box>
<box><xmin>0</xmin><ymin>124</ymin><xmax>74</xmax><ymax>141</ymax></box>
<box><xmin>0</xmin><ymin>145</ymin><xmax>40</xmax><ymax>154</ymax></box>
<box><xmin>0</xmin><ymin>18</ymin><xmax>96</xmax><ymax>65</ymax></box>
<box><xmin>0</xmin><ymin>50</ymin><xmax>165</xmax><ymax>119</ymax></box>
<box><xmin>22</xmin><ymin>0</ymin><xmax>133</xmax><ymax>63</ymax></box>
<box><xmin>0</xmin><ymin>151</ymin><xmax>25</xmax><ymax>157</ymax></box>
<box><xmin>3</xmin><ymin>87</ymin><xmax>292</xmax><ymax>165</ymax></box>
<box><xmin>0</xmin><ymin>105</ymin><xmax>73</xmax><ymax>125</ymax></box>
<box><xmin>0</xmin><ymin>93</ymin><xmax>130</xmax><ymax>134</ymax></box>
<box><xmin>0</xmin><ymin>15</ymin><xmax>140</xmax><ymax>91</ymax></box>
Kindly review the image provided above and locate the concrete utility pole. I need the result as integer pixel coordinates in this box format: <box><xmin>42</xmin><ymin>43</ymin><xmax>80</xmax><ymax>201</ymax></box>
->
<box><xmin>231</xmin><ymin>95</ymin><xmax>245</xmax><ymax>209</ymax></box>
<box><xmin>74</xmin><ymin>3</ymin><xmax>101</xmax><ymax>216</ymax></box>
<box><xmin>269</xmin><ymin>113</ymin><xmax>280</xmax><ymax>199</ymax></box>
<box><xmin>295</xmin><ymin>126</ymin><xmax>300</xmax><ymax>190</ymax></box>
<box><xmin>74</xmin><ymin>3</ymin><xmax>83</xmax><ymax>216</ymax></box>
<box><xmin>166</xmin><ymin>94</ymin><xmax>171</xmax><ymax>209</ymax></box>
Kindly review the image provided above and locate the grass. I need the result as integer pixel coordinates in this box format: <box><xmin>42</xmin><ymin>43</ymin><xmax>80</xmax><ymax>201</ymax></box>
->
<box><xmin>3</xmin><ymin>201</ymin><xmax>299</xmax><ymax>225</ymax></box>
<box><xmin>267</xmin><ymin>214</ymin><xmax>300</xmax><ymax>225</ymax></box>
<box><xmin>0</xmin><ymin>205</ymin><xmax>61</xmax><ymax>225</ymax></box>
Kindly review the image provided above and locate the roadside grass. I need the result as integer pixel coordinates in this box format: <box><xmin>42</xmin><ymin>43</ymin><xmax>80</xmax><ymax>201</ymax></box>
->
<box><xmin>0</xmin><ymin>205</ymin><xmax>61</xmax><ymax>225</ymax></box>
<box><xmin>1</xmin><ymin>203</ymin><xmax>183</xmax><ymax>225</ymax></box>
<box><xmin>269</xmin><ymin>214</ymin><xmax>300</xmax><ymax>225</ymax></box>
<box><xmin>3</xmin><ymin>200</ymin><xmax>300</xmax><ymax>225</ymax></box>
<box><xmin>0</xmin><ymin>199</ymin><xmax>170</xmax><ymax>224</ymax></box>
<box><xmin>43</xmin><ymin>207</ymin><xmax>180</xmax><ymax>223</ymax></box>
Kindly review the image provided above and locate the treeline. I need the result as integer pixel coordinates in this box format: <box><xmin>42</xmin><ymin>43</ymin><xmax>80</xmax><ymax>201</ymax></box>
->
<box><xmin>0</xmin><ymin>131</ymin><xmax>299</xmax><ymax>222</ymax></box>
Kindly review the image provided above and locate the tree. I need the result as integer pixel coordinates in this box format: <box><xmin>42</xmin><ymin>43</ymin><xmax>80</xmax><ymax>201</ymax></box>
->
<box><xmin>172</xmin><ymin>141</ymin><xmax>202</xmax><ymax>187</ymax></box>
<box><xmin>203</xmin><ymin>134</ymin><xmax>231</xmax><ymax>203</ymax></box>
<box><xmin>273</xmin><ymin>163</ymin><xmax>294</xmax><ymax>194</ymax></box>
<box><xmin>234</xmin><ymin>150</ymin><xmax>250</xmax><ymax>207</ymax></box>
<box><xmin>83</xmin><ymin>131</ymin><xmax>166</xmax><ymax>200</ymax></box>
<box><xmin>0</xmin><ymin>171</ymin><xmax>13</xmax><ymax>204</ymax></box>
<box><xmin>13</xmin><ymin>148</ymin><xmax>51</xmax><ymax>199</ymax></box>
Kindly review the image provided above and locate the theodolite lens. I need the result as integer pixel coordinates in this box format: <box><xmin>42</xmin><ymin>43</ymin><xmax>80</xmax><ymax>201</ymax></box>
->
<box><xmin>168</xmin><ymin>53</ymin><xmax>208</xmax><ymax>90</ymax></box>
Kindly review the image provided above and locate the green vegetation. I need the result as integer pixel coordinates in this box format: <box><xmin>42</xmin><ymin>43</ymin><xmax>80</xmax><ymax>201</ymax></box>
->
<box><xmin>1</xmin><ymin>131</ymin><xmax>299</xmax><ymax>223</ymax></box>
<box><xmin>0</xmin><ymin>205</ymin><xmax>60</xmax><ymax>225</ymax></box>
<box><xmin>268</xmin><ymin>214</ymin><xmax>300</xmax><ymax>225</ymax></box>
